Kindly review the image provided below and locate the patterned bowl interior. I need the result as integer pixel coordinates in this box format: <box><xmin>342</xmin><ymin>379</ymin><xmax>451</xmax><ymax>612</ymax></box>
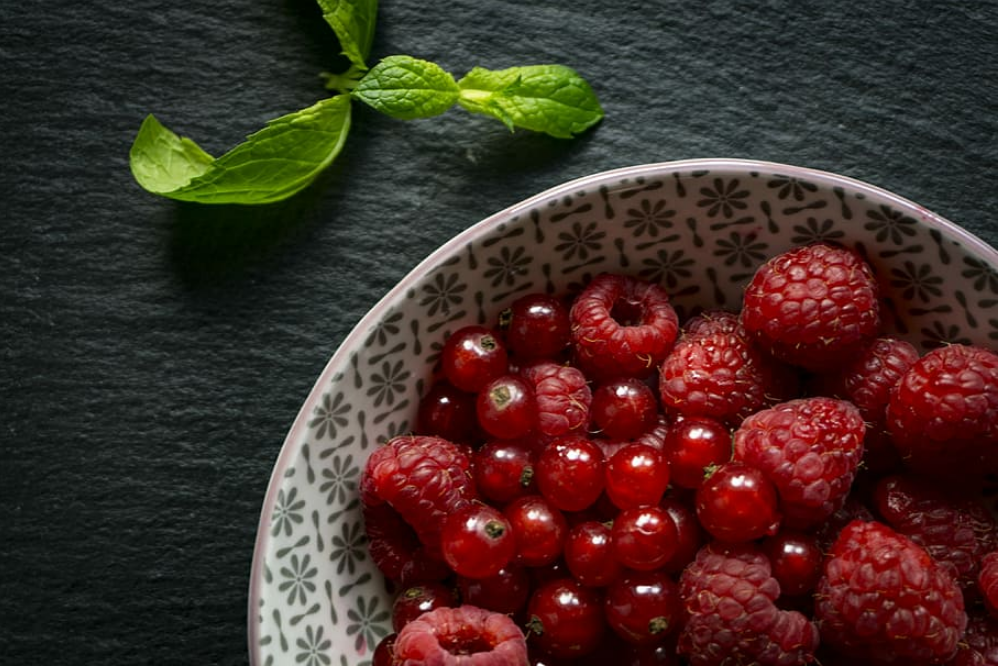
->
<box><xmin>248</xmin><ymin>158</ymin><xmax>998</xmax><ymax>665</ymax></box>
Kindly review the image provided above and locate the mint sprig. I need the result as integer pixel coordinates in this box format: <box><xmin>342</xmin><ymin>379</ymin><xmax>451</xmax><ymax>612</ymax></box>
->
<box><xmin>129</xmin><ymin>0</ymin><xmax>603</xmax><ymax>205</ymax></box>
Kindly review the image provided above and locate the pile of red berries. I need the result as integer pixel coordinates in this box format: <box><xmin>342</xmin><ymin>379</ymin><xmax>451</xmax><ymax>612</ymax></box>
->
<box><xmin>360</xmin><ymin>243</ymin><xmax>998</xmax><ymax>665</ymax></box>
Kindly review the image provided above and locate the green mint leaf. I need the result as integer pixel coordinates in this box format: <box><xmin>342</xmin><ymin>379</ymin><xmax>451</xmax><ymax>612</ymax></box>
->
<box><xmin>129</xmin><ymin>95</ymin><xmax>352</xmax><ymax>205</ymax></box>
<box><xmin>457</xmin><ymin>64</ymin><xmax>603</xmax><ymax>139</ymax></box>
<box><xmin>352</xmin><ymin>55</ymin><xmax>459</xmax><ymax>120</ymax></box>
<box><xmin>315</xmin><ymin>0</ymin><xmax>378</xmax><ymax>69</ymax></box>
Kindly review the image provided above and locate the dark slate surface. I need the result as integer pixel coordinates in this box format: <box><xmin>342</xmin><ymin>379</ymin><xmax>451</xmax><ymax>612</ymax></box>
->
<box><xmin>2</xmin><ymin>0</ymin><xmax>996</xmax><ymax>663</ymax></box>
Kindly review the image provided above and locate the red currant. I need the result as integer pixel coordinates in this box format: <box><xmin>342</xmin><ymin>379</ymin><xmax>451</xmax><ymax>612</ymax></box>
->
<box><xmin>605</xmin><ymin>442</ymin><xmax>670</xmax><ymax>510</ymax></box>
<box><xmin>501</xmin><ymin>292</ymin><xmax>571</xmax><ymax>360</ymax></box>
<box><xmin>372</xmin><ymin>632</ymin><xmax>397</xmax><ymax>666</ymax></box>
<box><xmin>526</xmin><ymin>578</ymin><xmax>606</xmax><ymax>659</ymax></box>
<box><xmin>659</xmin><ymin>496</ymin><xmax>705</xmax><ymax>574</ymax></box>
<box><xmin>441</xmin><ymin>325</ymin><xmax>508</xmax><ymax>392</ymax></box>
<box><xmin>391</xmin><ymin>583</ymin><xmax>458</xmax><ymax>632</ymax></box>
<box><xmin>663</xmin><ymin>415</ymin><xmax>732</xmax><ymax>489</ymax></box>
<box><xmin>502</xmin><ymin>494</ymin><xmax>568</xmax><ymax>567</ymax></box>
<box><xmin>761</xmin><ymin>529</ymin><xmax>823</xmax><ymax>597</ymax></box>
<box><xmin>695</xmin><ymin>461</ymin><xmax>781</xmax><ymax>542</ymax></box>
<box><xmin>457</xmin><ymin>563</ymin><xmax>531</xmax><ymax>614</ymax></box>
<box><xmin>611</xmin><ymin>505</ymin><xmax>679</xmax><ymax>571</ymax></box>
<box><xmin>415</xmin><ymin>380</ymin><xmax>478</xmax><ymax>444</ymax></box>
<box><xmin>591</xmin><ymin>377</ymin><xmax>658</xmax><ymax>440</ymax></box>
<box><xmin>564</xmin><ymin>520</ymin><xmax>622</xmax><ymax>587</ymax></box>
<box><xmin>476</xmin><ymin>374</ymin><xmax>536</xmax><ymax>440</ymax></box>
<box><xmin>439</xmin><ymin>504</ymin><xmax>515</xmax><ymax>579</ymax></box>
<box><xmin>536</xmin><ymin>435</ymin><xmax>605</xmax><ymax>512</ymax></box>
<box><xmin>471</xmin><ymin>438</ymin><xmax>537</xmax><ymax>504</ymax></box>
<box><xmin>604</xmin><ymin>570</ymin><xmax>682</xmax><ymax>646</ymax></box>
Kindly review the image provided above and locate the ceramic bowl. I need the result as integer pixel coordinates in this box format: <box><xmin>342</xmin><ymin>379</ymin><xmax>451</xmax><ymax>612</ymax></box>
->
<box><xmin>248</xmin><ymin>158</ymin><xmax>998</xmax><ymax>665</ymax></box>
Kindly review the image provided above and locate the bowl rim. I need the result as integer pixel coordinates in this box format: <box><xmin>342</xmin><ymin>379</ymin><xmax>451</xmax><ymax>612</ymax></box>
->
<box><xmin>245</xmin><ymin>157</ymin><xmax>997</xmax><ymax>664</ymax></box>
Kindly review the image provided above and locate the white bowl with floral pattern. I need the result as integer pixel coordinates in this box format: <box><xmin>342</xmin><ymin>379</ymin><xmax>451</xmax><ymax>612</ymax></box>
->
<box><xmin>247</xmin><ymin>158</ymin><xmax>998</xmax><ymax>665</ymax></box>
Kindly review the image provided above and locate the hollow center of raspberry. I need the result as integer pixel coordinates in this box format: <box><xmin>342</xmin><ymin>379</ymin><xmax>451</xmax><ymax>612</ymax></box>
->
<box><xmin>610</xmin><ymin>298</ymin><xmax>644</xmax><ymax>327</ymax></box>
<box><xmin>441</xmin><ymin>627</ymin><xmax>496</xmax><ymax>656</ymax></box>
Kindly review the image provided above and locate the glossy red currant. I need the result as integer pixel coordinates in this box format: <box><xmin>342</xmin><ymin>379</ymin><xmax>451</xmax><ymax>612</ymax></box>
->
<box><xmin>526</xmin><ymin>578</ymin><xmax>606</xmax><ymax>659</ymax></box>
<box><xmin>476</xmin><ymin>374</ymin><xmax>536</xmax><ymax>440</ymax></box>
<box><xmin>391</xmin><ymin>583</ymin><xmax>458</xmax><ymax>632</ymax></box>
<box><xmin>591</xmin><ymin>377</ymin><xmax>659</xmax><ymax>440</ymax></box>
<box><xmin>695</xmin><ymin>461</ymin><xmax>781</xmax><ymax>542</ymax></box>
<box><xmin>604</xmin><ymin>570</ymin><xmax>682</xmax><ymax>646</ymax></box>
<box><xmin>457</xmin><ymin>563</ymin><xmax>531</xmax><ymax>614</ymax></box>
<box><xmin>536</xmin><ymin>435</ymin><xmax>605</xmax><ymax>512</ymax></box>
<box><xmin>502</xmin><ymin>494</ymin><xmax>568</xmax><ymax>567</ymax></box>
<box><xmin>441</xmin><ymin>325</ymin><xmax>508</xmax><ymax>392</ymax></box>
<box><xmin>564</xmin><ymin>520</ymin><xmax>622</xmax><ymax>587</ymax></box>
<box><xmin>611</xmin><ymin>505</ymin><xmax>679</xmax><ymax>571</ymax></box>
<box><xmin>762</xmin><ymin>529</ymin><xmax>823</xmax><ymax>597</ymax></box>
<box><xmin>605</xmin><ymin>442</ymin><xmax>670</xmax><ymax>510</ymax></box>
<box><xmin>471</xmin><ymin>438</ymin><xmax>537</xmax><ymax>504</ymax></box>
<box><xmin>663</xmin><ymin>415</ymin><xmax>732</xmax><ymax>489</ymax></box>
<box><xmin>501</xmin><ymin>292</ymin><xmax>571</xmax><ymax>360</ymax></box>
<box><xmin>439</xmin><ymin>504</ymin><xmax>515</xmax><ymax>579</ymax></box>
<box><xmin>415</xmin><ymin>380</ymin><xmax>479</xmax><ymax>444</ymax></box>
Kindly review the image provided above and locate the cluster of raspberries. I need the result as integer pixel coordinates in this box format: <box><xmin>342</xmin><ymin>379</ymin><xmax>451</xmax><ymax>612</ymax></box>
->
<box><xmin>359</xmin><ymin>242</ymin><xmax>998</xmax><ymax>666</ymax></box>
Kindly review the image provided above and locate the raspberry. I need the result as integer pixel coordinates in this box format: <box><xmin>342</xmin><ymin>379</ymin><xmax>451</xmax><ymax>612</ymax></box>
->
<box><xmin>980</xmin><ymin>552</ymin><xmax>998</xmax><ymax>618</ymax></box>
<box><xmin>873</xmin><ymin>473</ymin><xmax>998</xmax><ymax>595</ymax></box>
<box><xmin>811</xmin><ymin>336</ymin><xmax>920</xmax><ymax>473</ymax></box>
<box><xmin>886</xmin><ymin>343</ymin><xmax>998</xmax><ymax>481</ymax></box>
<box><xmin>815</xmin><ymin>520</ymin><xmax>967</xmax><ymax>663</ymax></box>
<box><xmin>361</xmin><ymin>435</ymin><xmax>478</xmax><ymax>555</ymax></box>
<box><xmin>741</xmin><ymin>243</ymin><xmax>880</xmax><ymax>371</ymax></box>
<box><xmin>569</xmin><ymin>273</ymin><xmax>679</xmax><ymax>381</ymax></box>
<box><xmin>391</xmin><ymin>605</ymin><xmax>528</xmax><ymax>665</ymax></box>
<box><xmin>677</xmin><ymin>542</ymin><xmax>818</xmax><ymax>665</ymax></box>
<box><xmin>518</xmin><ymin>360</ymin><xmax>591</xmax><ymax>437</ymax></box>
<box><xmin>659</xmin><ymin>310</ymin><xmax>799</xmax><ymax>425</ymax></box>
<box><xmin>363</xmin><ymin>502</ymin><xmax>448</xmax><ymax>585</ymax></box>
<box><xmin>952</xmin><ymin>612</ymin><xmax>998</xmax><ymax>665</ymax></box>
<box><xmin>733</xmin><ymin>397</ymin><xmax>865</xmax><ymax>529</ymax></box>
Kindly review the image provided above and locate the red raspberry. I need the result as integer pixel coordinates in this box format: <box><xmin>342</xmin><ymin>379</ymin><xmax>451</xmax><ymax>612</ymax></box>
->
<box><xmin>980</xmin><ymin>552</ymin><xmax>998</xmax><ymax>618</ymax></box>
<box><xmin>815</xmin><ymin>520</ymin><xmax>967</xmax><ymax>664</ymax></box>
<box><xmin>361</xmin><ymin>435</ymin><xmax>477</xmax><ymax>555</ymax></box>
<box><xmin>518</xmin><ymin>360</ymin><xmax>591</xmax><ymax>437</ymax></box>
<box><xmin>952</xmin><ymin>611</ymin><xmax>998</xmax><ymax>665</ymax></box>
<box><xmin>659</xmin><ymin>310</ymin><xmax>799</xmax><ymax>425</ymax></box>
<box><xmin>362</xmin><ymin>503</ymin><xmax>448</xmax><ymax>585</ymax></box>
<box><xmin>569</xmin><ymin>273</ymin><xmax>679</xmax><ymax>381</ymax></box>
<box><xmin>733</xmin><ymin>397</ymin><xmax>865</xmax><ymax>529</ymax></box>
<box><xmin>741</xmin><ymin>243</ymin><xmax>880</xmax><ymax>371</ymax></box>
<box><xmin>677</xmin><ymin>542</ymin><xmax>818</xmax><ymax>665</ymax></box>
<box><xmin>873</xmin><ymin>473</ymin><xmax>998</xmax><ymax>595</ymax></box>
<box><xmin>886</xmin><ymin>343</ymin><xmax>998</xmax><ymax>481</ymax></box>
<box><xmin>391</xmin><ymin>604</ymin><xmax>528</xmax><ymax>665</ymax></box>
<box><xmin>810</xmin><ymin>336</ymin><xmax>919</xmax><ymax>473</ymax></box>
